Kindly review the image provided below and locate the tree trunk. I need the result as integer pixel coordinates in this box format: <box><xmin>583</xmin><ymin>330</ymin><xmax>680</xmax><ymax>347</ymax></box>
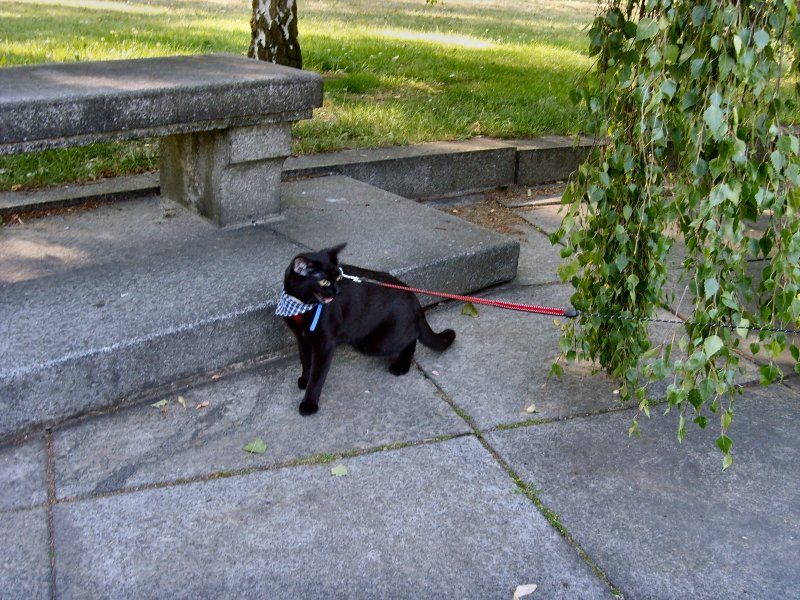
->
<box><xmin>248</xmin><ymin>0</ymin><xmax>302</xmax><ymax>69</ymax></box>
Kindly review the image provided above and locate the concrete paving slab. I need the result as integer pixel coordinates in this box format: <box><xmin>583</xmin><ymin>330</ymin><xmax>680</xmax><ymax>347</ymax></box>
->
<box><xmin>485</xmin><ymin>385</ymin><xmax>800</xmax><ymax>599</ymax></box>
<box><xmin>515</xmin><ymin>203</ymin><xmax>565</xmax><ymax>237</ymax></box>
<box><xmin>272</xmin><ymin>176</ymin><xmax>519</xmax><ymax>295</ymax></box>
<box><xmin>416</xmin><ymin>284</ymin><xmax>621</xmax><ymax>429</ymax></box>
<box><xmin>53</xmin><ymin>348</ymin><xmax>469</xmax><ymax>499</ymax></box>
<box><xmin>52</xmin><ymin>436</ymin><xmax>611</xmax><ymax>599</ymax></box>
<box><xmin>0</xmin><ymin>508</ymin><xmax>51</xmax><ymax>599</ymax></box>
<box><xmin>0</xmin><ymin>434</ymin><xmax>48</xmax><ymax>511</ymax></box>
<box><xmin>512</xmin><ymin>221</ymin><xmax>563</xmax><ymax>286</ymax></box>
<box><xmin>415</xmin><ymin>280</ymin><xmax>759</xmax><ymax>428</ymax></box>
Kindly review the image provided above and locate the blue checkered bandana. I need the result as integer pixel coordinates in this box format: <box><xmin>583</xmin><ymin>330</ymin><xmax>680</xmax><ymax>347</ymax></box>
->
<box><xmin>275</xmin><ymin>291</ymin><xmax>317</xmax><ymax>318</ymax></box>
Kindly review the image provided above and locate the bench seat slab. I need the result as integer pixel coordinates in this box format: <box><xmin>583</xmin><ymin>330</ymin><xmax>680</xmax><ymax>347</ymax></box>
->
<box><xmin>0</xmin><ymin>54</ymin><xmax>323</xmax><ymax>226</ymax></box>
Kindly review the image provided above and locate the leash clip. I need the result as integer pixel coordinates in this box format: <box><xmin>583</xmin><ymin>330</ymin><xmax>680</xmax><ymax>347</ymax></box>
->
<box><xmin>339</xmin><ymin>268</ymin><xmax>362</xmax><ymax>283</ymax></box>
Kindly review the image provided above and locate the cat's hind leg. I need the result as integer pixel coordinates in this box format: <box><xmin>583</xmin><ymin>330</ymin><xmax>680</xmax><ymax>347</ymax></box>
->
<box><xmin>389</xmin><ymin>340</ymin><xmax>416</xmax><ymax>376</ymax></box>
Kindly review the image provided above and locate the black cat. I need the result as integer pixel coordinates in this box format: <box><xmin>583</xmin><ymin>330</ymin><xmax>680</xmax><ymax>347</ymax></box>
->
<box><xmin>277</xmin><ymin>243</ymin><xmax>456</xmax><ymax>415</ymax></box>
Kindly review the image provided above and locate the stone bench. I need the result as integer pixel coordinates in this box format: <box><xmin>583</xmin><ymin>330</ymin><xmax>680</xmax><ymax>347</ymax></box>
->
<box><xmin>0</xmin><ymin>53</ymin><xmax>323</xmax><ymax>226</ymax></box>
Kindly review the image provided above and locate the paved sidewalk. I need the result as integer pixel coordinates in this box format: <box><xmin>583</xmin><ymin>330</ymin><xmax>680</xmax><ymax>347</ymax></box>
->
<box><xmin>1</xmin><ymin>193</ymin><xmax>799</xmax><ymax>599</ymax></box>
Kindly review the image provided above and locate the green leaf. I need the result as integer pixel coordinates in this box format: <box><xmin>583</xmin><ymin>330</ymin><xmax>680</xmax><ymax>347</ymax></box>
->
<box><xmin>720</xmin><ymin>291</ymin><xmax>738</xmax><ymax>311</ymax></box>
<box><xmin>664</xmin><ymin>44</ymin><xmax>680</xmax><ymax>63</ymax></box>
<box><xmin>686</xmin><ymin>351</ymin><xmax>708</xmax><ymax>371</ymax></box>
<box><xmin>690</xmin><ymin>58</ymin><xmax>706</xmax><ymax>79</ymax></box>
<box><xmin>330</xmin><ymin>464</ymin><xmax>348</xmax><ymax>477</ymax></box>
<box><xmin>771</xmin><ymin>150</ymin><xmax>786</xmax><ymax>173</ymax></box>
<box><xmin>704</xmin><ymin>277</ymin><xmax>719</xmax><ymax>299</ymax></box>
<box><xmin>622</xmin><ymin>204</ymin><xmax>633</xmax><ymax>221</ymax></box>
<box><xmin>698</xmin><ymin>378</ymin><xmax>715</xmax><ymax>402</ymax></box>
<box><xmin>461</xmin><ymin>301</ymin><xmax>479</xmax><ymax>317</ymax></box>
<box><xmin>777</xmin><ymin>135</ymin><xmax>799</xmax><ymax>155</ymax></box>
<box><xmin>722</xmin><ymin>452</ymin><xmax>733</xmax><ymax>470</ymax></box>
<box><xmin>679</xmin><ymin>43</ymin><xmax>696</xmax><ymax>63</ymax></box>
<box><xmin>688</xmin><ymin>388</ymin><xmax>703</xmax><ymax>409</ymax></box>
<box><xmin>722</xmin><ymin>409</ymin><xmax>733</xmax><ymax>430</ymax></box>
<box><xmin>636</xmin><ymin>18</ymin><xmax>659</xmax><ymax>41</ymax></box>
<box><xmin>703</xmin><ymin>105</ymin><xmax>726</xmax><ymax>140</ymax></box>
<box><xmin>753</xmin><ymin>29</ymin><xmax>770</xmax><ymax>51</ymax></box>
<box><xmin>242</xmin><ymin>438</ymin><xmax>267</xmax><ymax>454</ymax></box>
<box><xmin>704</xmin><ymin>335</ymin><xmax>724</xmax><ymax>358</ymax></box>
<box><xmin>151</xmin><ymin>399</ymin><xmax>169</xmax><ymax>408</ymax></box>
<box><xmin>736</xmin><ymin>318</ymin><xmax>750</xmax><ymax>339</ymax></box>
<box><xmin>709</xmin><ymin>185</ymin><xmax>727</xmax><ymax>207</ymax></box>
<box><xmin>660</xmin><ymin>79</ymin><xmax>677</xmax><ymax>100</ymax></box>
<box><xmin>719</xmin><ymin>53</ymin><xmax>735</xmax><ymax>78</ymax></box>
<box><xmin>715</xmin><ymin>434</ymin><xmax>732</xmax><ymax>454</ymax></box>
<box><xmin>733</xmin><ymin>34</ymin><xmax>742</xmax><ymax>56</ymax></box>
<box><xmin>759</xmin><ymin>363</ymin><xmax>781</xmax><ymax>386</ymax></box>
<box><xmin>691</xmin><ymin>5</ymin><xmax>707</xmax><ymax>25</ymax></box>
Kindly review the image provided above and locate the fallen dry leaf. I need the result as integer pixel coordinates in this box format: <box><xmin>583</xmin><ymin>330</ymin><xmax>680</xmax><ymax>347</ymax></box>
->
<box><xmin>513</xmin><ymin>583</ymin><xmax>538</xmax><ymax>599</ymax></box>
<box><xmin>177</xmin><ymin>396</ymin><xmax>187</xmax><ymax>408</ymax></box>
<box><xmin>196</xmin><ymin>400</ymin><xmax>210</xmax><ymax>410</ymax></box>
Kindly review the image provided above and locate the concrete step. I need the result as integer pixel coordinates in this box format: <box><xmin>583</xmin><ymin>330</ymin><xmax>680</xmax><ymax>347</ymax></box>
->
<box><xmin>0</xmin><ymin>136</ymin><xmax>594</xmax><ymax>217</ymax></box>
<box><xmin>0</xmin><ymin>175</ymin><xmax>518</xmax><ymax>440</ymax></box>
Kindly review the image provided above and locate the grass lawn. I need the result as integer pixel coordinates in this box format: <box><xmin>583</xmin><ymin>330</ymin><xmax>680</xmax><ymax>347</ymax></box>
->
<box><xmin>0</xmin><ymin>0</ymin><xmax>596</xmax><ymax>190</ymax></box>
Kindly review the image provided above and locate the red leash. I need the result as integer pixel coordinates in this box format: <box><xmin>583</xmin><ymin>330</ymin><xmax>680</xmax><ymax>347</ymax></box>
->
<box><xmin>340</xmin><ymin>271</ymin><xmax>800</xmax><ymax>334</ymax></box>
<box><xmin>340</xmin><ymin>271</ymin><xmax>576</xmax><ymax>318</ymax></box>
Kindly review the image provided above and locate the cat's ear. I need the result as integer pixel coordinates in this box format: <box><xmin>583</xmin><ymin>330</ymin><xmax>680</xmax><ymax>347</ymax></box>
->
<box><xmin>292</xmin><ymin>256</ymin><xmax>313</xmax><ymax>276</ymax></box>
<box><xmin>325</xmin><ymin>242</ymin><xmax>347</xmax><ymax>262</ymax></box>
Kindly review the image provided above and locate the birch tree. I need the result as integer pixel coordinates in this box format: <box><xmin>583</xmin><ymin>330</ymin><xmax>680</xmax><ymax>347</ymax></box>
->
<box><xmin>249</xmin><ymin>0</ymin><xmax>302</xmax><ymax>69</ymax></box>
<box><xmin>553</xmin><ymin>0</ymin><xmax>799</xmax><ymax>468</ymax></box>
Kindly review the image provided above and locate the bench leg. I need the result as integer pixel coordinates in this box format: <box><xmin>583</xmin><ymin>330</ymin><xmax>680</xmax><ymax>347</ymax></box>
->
<box><xmin>160</xmin><ymin>123</ymin><xmax>292</xmax><ymax>227</ymax></box>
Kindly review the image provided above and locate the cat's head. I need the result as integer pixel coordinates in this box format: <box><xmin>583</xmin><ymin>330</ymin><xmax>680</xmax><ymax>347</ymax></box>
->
<box><xmin>284</xmin><ymin>243</ymin><xmax>346</xmax><ymax>305</ymax></box>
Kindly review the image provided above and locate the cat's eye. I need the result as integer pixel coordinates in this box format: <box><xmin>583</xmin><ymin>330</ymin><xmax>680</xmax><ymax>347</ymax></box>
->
<box><xmin>319</xmin><ymin>279</ymin><xmax>330</xmax><ymax>287</ymax></box>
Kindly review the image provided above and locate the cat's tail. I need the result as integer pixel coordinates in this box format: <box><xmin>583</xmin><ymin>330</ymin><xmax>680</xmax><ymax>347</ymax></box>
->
<box><xmin>418</xmin><ymin>319</ymin><xmax>456</xmax><ymax>352</ymax></box>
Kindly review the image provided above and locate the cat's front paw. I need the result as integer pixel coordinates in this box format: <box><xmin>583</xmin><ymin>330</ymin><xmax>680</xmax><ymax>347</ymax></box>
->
<box><xmin>298</xmin><ymin>376</ymin><xmax>308</xmax><ymax>390</ymax></box>
<box><xmin>299</xmin><ymin>400</ymin><xmax>319</xmax><ymax>416</ymax></box>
